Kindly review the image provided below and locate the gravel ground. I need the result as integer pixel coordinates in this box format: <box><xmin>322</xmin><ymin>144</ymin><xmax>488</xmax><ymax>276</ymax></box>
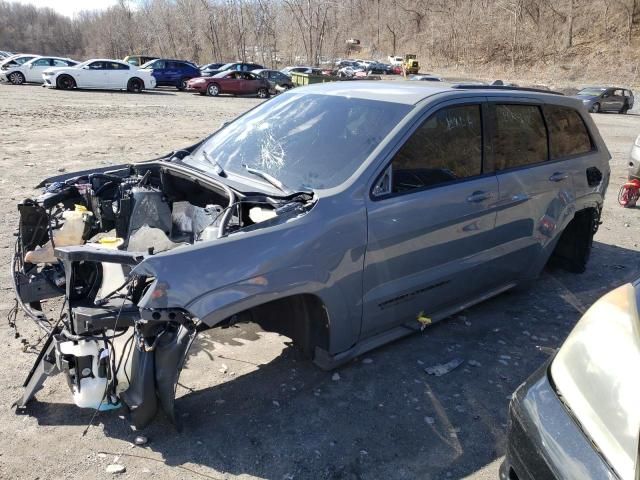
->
<box><xmin>0</xmin><ymin>83</ymin><xmax>638</xmax><ymax>480</ymax></box>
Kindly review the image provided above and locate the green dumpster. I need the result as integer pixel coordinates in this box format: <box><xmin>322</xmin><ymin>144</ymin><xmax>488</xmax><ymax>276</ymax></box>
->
<box><xmin>290</xmin><ymin>72</ymin><xmax>338</xmax><ymax>87</ymax></box>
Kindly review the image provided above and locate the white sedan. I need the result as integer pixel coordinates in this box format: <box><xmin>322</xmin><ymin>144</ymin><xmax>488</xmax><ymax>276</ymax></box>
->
<box><xmin>1</xmin><ymin>56</ymin><xmax>77</xmax><ymax>85</ymax></box>
<box><xmin>42</xmin><ymin>59</ymin><xmax>156</xmax><ymax>92</ymax></box>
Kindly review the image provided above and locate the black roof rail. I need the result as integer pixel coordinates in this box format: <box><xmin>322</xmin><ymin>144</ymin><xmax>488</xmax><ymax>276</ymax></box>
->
<box><xmin>451</xmin><ymin>84</ymin><xmax>564</xmax><ymax>96</ymax></box>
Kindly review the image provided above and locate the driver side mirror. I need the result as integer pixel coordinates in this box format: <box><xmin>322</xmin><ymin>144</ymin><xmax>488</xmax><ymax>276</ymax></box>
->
<box><xmin>82</xmin><ymin>65</ymin><xmax>90</xmax><ymax>69</ymax></box>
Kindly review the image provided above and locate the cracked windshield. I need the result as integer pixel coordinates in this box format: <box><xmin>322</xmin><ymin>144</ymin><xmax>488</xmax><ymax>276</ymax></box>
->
<box><xmin>193</xmin><ymin>92</ymin><xmax>411</xmax><ymax>190</ymax></box>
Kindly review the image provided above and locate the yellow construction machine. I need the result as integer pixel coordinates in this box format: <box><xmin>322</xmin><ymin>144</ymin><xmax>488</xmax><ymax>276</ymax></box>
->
<box><xmin>403</xmin><ymin>54</ymin><xmax>419</xmax><ymax>75</ymax></box>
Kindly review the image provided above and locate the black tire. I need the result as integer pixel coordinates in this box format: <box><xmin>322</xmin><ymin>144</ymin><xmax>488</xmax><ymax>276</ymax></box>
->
<box><xmin>590</xmin><ymin>102</ymin><xmax>600</xmax><ymax>113</ymax></box>
<box><xmin>56</xmin><ymin>75</ymin><xmax>76</xmax><ymax>90</ymax></box>
<box><xmin>8</xmin><ymin>71</ymin><xmax>25</xmax><ymax>85</ymax></box>
<box><xmin>127</xmin><ymin>77</ymin><xmax>144</xmax><ymax>93</ymax></box>
<box><xmin>177</xmin><ymin>78</ymin><xmax>189</xmax><ymax>91</ymax></box>
<box><xmin>257</xmin><ymin>87</ymin><xmax>269</xmax><ymax>99</ymax></box>
<box><xmin>620</xmin><ymin>103</ymin><xmax>629</xmax><ymax>114</ymax></box>
<box><xmin>207</xmin><ymin>83</ymin><xmax>220</xmax><ymax>96</ymax></box>
<box><xmin>549</xmin><ymin>209</ymin><xmax>596</xmax><ymax>273</ymax></box>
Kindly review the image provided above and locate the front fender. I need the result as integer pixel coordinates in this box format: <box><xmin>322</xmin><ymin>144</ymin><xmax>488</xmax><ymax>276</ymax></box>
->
<box><xmin>133</xmin><ymin>193</ymin><xmax>367</xmax><ymax>354</ymax></box>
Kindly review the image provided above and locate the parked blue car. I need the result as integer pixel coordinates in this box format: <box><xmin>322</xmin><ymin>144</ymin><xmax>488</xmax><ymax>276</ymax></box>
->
<box><xmin>141</xmin><ymin>59</ymin><xmax>200</xmax><ymax>90</ymax></box>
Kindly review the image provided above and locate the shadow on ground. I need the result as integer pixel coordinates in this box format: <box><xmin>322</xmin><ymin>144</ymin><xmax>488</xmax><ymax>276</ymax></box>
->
<box><xmin>19</xmin><ymin>241</ymin><xmax>640</xmax><ymax>479</ymax></box>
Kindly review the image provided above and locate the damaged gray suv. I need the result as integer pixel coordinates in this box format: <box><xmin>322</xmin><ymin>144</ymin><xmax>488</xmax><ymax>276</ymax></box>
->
<box><xmin>12</xmin><ymin>82</ymin><xmax>610</xmax><ymax>427</ymax></box>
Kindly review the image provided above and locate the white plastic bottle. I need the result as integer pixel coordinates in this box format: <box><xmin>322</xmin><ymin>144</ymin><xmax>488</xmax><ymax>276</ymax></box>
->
<box><xmin>58</xmin><ymin>339</ymin><xmax>107</xmax><ymax>409</ymax></box>
<box><xmin>25</xmin><ymin>205</ymin><xmax>93</xmax><ymax>264</ymax></box>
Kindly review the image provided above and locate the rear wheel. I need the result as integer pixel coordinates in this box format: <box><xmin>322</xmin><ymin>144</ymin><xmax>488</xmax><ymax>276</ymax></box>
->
<box><xmin>590</xmin><ymin>102</ymin><xmax>600</xmax><ymax>113</ymax></box>
<box><xmin>56</xmin><ymin>75</ymin><xmax>76</xmax><ymax>90</ymax></box>
<box><xmin>549</xmin><ymin>209</ymin><xmax>597</xmax><ymax>273</ymax></box>
<box><xmin>620</xmin><ymin>103</ymin><xmax>629</xmax><ymax>114</ymax></box>
<box><xmin>257</xmin><ymin>87</ymin><xmax>269</xmax><ymax>99</ymax></box>
<box><xmin>8</xmin><ymin>71</ymin><xmax>25</xmax><ymax>85</ymax></box>
<box><xmin>127</xmin><ymin>77</ymin><xmax>144</xmax><ymax>93</ymax></box>
<box><xmin>207</xmin><ymin>83</ymin><xmax>220</xmax><ymax>96</ymax></box>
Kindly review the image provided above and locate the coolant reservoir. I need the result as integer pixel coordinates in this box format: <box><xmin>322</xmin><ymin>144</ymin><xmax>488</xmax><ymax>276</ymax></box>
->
<box><xmin>58</xmin><ymin>339</ymin><xmax>107</xmax><ymax>409</ymax></box>
<box><xmin>25</xmin><ymin>205</ymin><xmax>92</xmax><ymax>264</ymax></box>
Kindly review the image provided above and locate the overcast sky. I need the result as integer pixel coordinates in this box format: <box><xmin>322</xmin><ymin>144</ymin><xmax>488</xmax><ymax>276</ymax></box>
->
<box><xmin>9</xmin><ymin>0</ymin><xmax>119</xmax><ymax>18</ymax></box>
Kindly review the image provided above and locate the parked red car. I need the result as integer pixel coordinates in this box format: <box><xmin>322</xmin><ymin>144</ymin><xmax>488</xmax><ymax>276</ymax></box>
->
<box><xmin>186</xmin><ymin>71</ymin><xmax>270</xmax><ymax>98</ymax></box>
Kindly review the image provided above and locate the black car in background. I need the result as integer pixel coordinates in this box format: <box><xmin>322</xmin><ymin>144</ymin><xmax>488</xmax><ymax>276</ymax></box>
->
<box><xmin>252</xmin><ymin>68</ymin><xmax>294</xmax><ymax>93</ymax></box>
<box><xmin>200</xmin><ymin>62</ymin><xmax>264</xmax><ymax>77</ymax></box>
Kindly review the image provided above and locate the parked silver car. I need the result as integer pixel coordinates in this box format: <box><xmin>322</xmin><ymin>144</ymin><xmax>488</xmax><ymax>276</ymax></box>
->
<box><xmin>573</xmin><ymin>86</ymin><xmax>634</xmax><ymax>113</ymax></box>
<box><xmin>12</xmin><ymin>82</ymin><xmax>610</xmax><ymax>427</ymax></box>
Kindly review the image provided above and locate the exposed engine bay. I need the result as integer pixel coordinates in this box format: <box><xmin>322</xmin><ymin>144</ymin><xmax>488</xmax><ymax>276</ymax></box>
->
<box><xmin>11</xmin><ymin>161</ymin><xmax>314</xmax><ymax>427</ymax></box>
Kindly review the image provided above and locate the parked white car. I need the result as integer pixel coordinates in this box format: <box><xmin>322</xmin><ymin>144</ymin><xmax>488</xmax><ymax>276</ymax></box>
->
<box><xmin>0</xmin><ymin>54</ymin><xmax>39</xmax><ymax>77</ymax></box>
<box><xmin>1</xmin><ymin>56</ymin><xmax>77</xmax><ymax>85</ymax></box>
<box><xmin>42</xmin><ymin>59</ymin><xmax>156</xmax><ymax>92</ymax></box>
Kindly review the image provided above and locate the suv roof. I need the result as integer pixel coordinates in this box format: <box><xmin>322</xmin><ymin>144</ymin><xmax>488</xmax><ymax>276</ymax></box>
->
<box><xmin>298</xmin><ymin>81</ymin><xmax>571</xmax><ymax>106</ymax></box>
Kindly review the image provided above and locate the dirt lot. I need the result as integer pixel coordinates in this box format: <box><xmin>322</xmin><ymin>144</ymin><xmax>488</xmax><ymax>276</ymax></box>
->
<box><xmin>0</xmin><ymin>83</ymin><xmax>639</xmax><ymax>480</ymax></box>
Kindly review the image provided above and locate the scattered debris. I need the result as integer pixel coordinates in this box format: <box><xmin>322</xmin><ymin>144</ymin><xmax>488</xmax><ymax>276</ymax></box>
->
<box><xmin>218</xmin><ymin>364</ymin><xmax>228</xmax><ymax>374</ymax></box>
<box><xmin>424</xmin><ymin>416</ymin><xmax>435</xmax><ymax>425</ymax></box>
<box><xmin>424</xmin><ymin>358</ymin><xmax>464</xmax><ymax>376</ymax></box>
<box><xmin>105</xmin><ymin>464</ymin><xmax>126</xmax><ymax>474</ymax></box>
<box><xmin>498</xmin><ymin>359</ymin><xmax>509</xmax><ymax>366</ymax></box>
<box><xmin>272</xmin><ymin>400</ymin><xmax>280</xmax><ymax>407</ymax></box>
<box><xmin>468</xmin><ymin>360</ymin><xmax>481</xmax><ymax>367</ymax></box>
<box><xmin>134</xmin><ymin>435</ymin><xmax>148</xmax><ymax>446</ymax></box>
<box><xmin>331</xmin><ymin>372</ymin><xmax>341</xmax><ymax>381</ymax></box>
<box><xmin>359</xmin><ymin>450</ymin><xmax>369</xmax><ymax>455</ymax></box>
<box><xmin>362</xmin><ymin>358</ymin><xmax>373</xmax><ymax>364</ymax></box>
<box><xmin>499</xmin><ymin>355</ymin><xmax>512</xmax><ymax>360</ymax></box>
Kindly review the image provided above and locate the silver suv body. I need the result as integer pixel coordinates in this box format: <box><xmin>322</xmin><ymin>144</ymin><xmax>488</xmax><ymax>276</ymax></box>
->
<box><xmin>13</xmin><ymin>82</ymin><xmax>610</xmax><ymax>427</ymax></box>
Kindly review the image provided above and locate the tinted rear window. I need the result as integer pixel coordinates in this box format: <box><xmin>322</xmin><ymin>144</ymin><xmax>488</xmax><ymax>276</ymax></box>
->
<box><xmin>392</xmin><ymin>105</ymin><xmax>482</xmax><ymax>193</ymax></box>
<box><xmin>492</xmin><ymin>104</ymin><xmax>547</xmax><ymax>170</ymax></box>
<box><xmin>544</xmin><ymin>105</ymin><xmax>593</xmax><ymax>159</ymax></box>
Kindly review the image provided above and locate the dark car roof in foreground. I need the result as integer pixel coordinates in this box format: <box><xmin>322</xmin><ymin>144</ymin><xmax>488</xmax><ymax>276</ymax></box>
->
<box><xmin>297</xmin><ymin>80</ymin><xmax>569</xmax><ymax>106</ymax></box>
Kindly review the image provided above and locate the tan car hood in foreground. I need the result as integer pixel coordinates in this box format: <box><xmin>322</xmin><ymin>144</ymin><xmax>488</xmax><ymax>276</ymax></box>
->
<box><xmin>551</xmin><ymin>282</ymin><xmax>640</xmax><ymax>480</ymax></box>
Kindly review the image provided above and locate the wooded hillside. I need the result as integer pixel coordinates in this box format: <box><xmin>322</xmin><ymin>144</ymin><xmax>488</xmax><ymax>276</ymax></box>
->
<box><xmin>1</xmin><ymin>0</ymin><xmax>639</xmax><ymax>84</ymax></box>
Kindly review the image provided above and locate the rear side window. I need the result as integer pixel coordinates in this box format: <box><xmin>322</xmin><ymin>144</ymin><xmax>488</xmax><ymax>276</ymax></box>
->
<box><xmin>492</xmin><ymin>104</ymin><xmax>547</xmax><ymax>170</ymax></box>
<box><xmin>391</xmin><ymin>105</ymin><xmax>482</xmax><ymax>193</ymax></box>
<box><xmin>544</xmin><ymin>105</ymin><xmax>593</xmax><ymax>159</ymax></box>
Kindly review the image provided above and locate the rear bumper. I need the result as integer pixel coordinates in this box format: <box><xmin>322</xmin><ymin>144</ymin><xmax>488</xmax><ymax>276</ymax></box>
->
<box><xmin>501</xmin><ymin>363</ymin><xmax>619</xmax><ymax>480</ymax></box>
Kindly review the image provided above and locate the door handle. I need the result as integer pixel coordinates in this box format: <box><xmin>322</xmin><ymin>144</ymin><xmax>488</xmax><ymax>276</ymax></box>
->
<box><xmin>466</xmin><ymin>191</ymin><xmax>492</xmax><ymax>203</ymax></box>
<box><xmin>549</xmin><ymin>172</ymin><xmax>568</xmax><ymax>182</ymax></box>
